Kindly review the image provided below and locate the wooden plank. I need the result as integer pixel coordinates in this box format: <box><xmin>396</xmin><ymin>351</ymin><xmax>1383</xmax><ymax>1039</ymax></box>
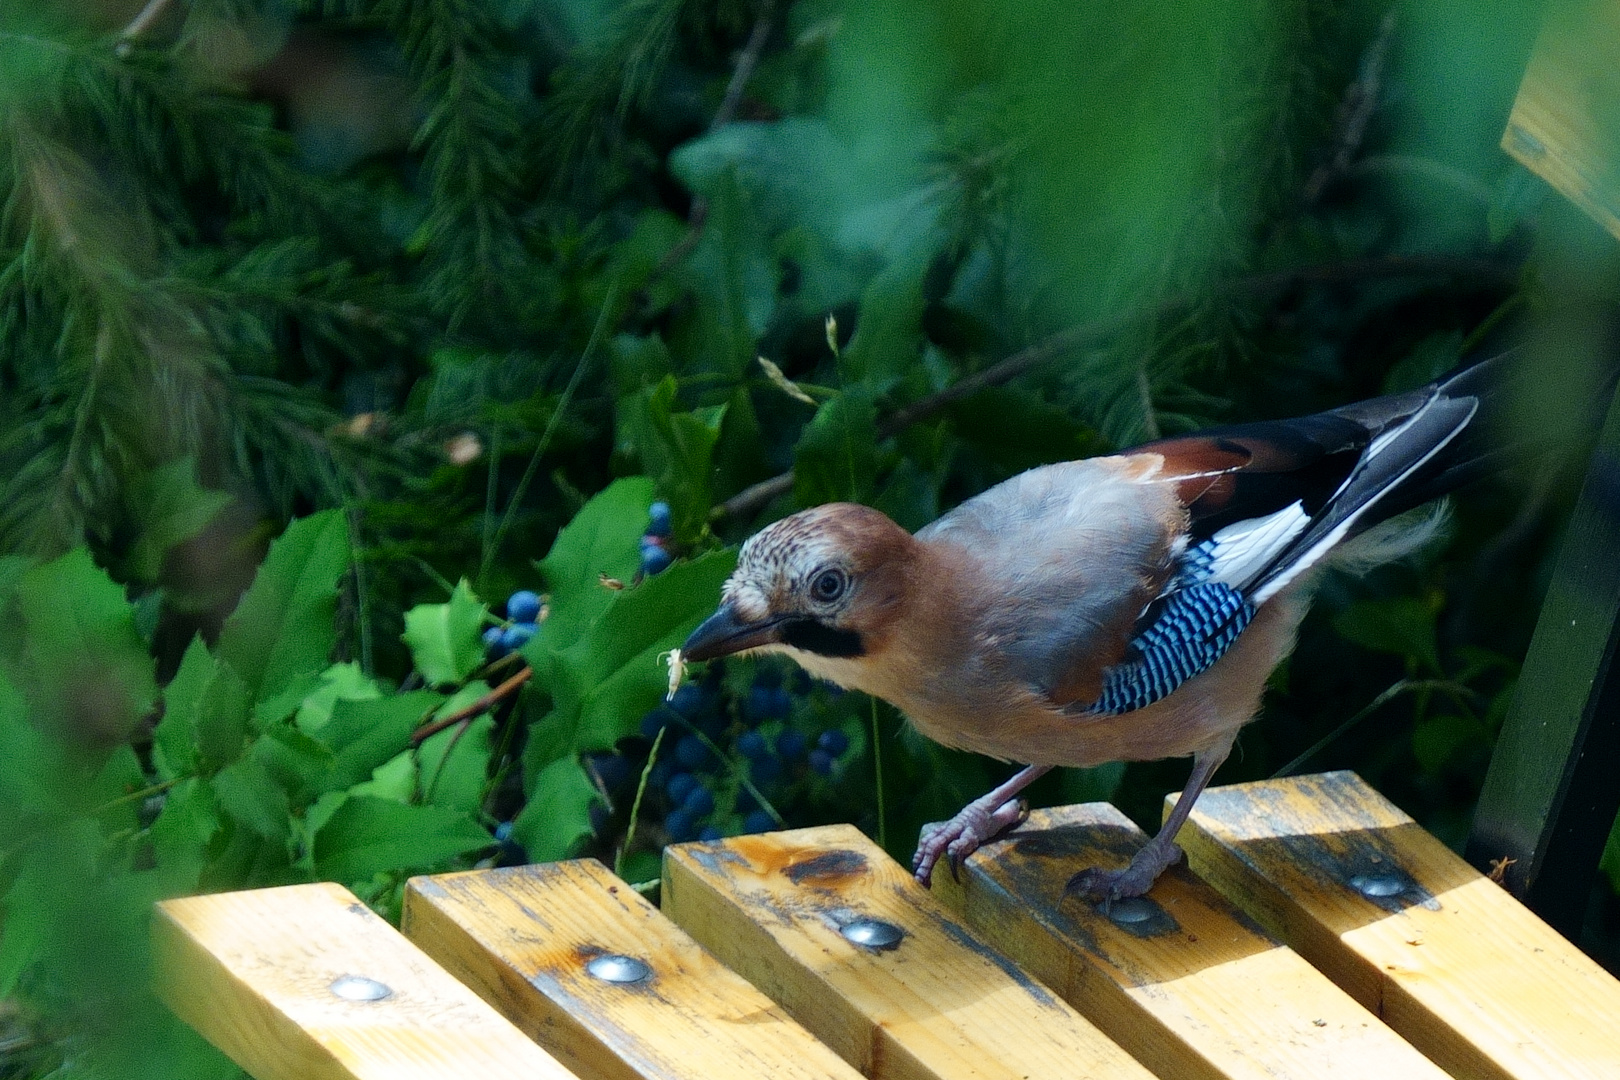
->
<box><xmin>1466</xmin><ymin>382</ymin><xmax>1620</xmax><ymax>934</ymax></box>
<box><xmin>661</xmin><ymin>824</ymin><xmax>1155</xmax><ymax>1080</ymax></box>
<box><xmin>401</xmin><ymin>860</ymin><xmax>863</xmax><ymax>1080</ymax></box>
<box><xmin>1503</xmin><ymin>0</ymin><xmax>1620</xmax><ymax>241</ymax></box>
<box><xmin>152</xmin><ymin>882</ymin><xmax>577</xmax><ymax>1080</ymax></box>
<box><xmin>1177</xmin><ymin>771</ymin><xmax>1620</xmax><ymax>1080</ymax></box>
<box><xmin>928</xmin><ymin>803</ymin><xmax>1449</xmax><ymax>1080</ymax></box>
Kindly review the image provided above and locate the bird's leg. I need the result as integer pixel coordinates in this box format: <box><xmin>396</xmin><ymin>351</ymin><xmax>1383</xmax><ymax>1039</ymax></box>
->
<box><xmin>1067</xmin><ymin>742</ymin><xmax>1230</xmax><ymax>904</ymax></box>
<box><xmin>913</xmin><ymin>764</ymin><xmax>1052</xmax><ymax>887</ymax></box>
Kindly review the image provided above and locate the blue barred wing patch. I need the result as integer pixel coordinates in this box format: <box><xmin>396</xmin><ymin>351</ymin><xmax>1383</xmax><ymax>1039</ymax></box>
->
<box><xmin>1086</xmin><ymin>582</ymin><xmax>1254</xmax><ymax>715</ymax></box>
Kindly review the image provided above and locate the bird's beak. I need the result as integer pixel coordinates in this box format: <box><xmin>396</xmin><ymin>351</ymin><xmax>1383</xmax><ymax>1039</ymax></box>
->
<box><xmin>682</xmin><ymin>603</ymin><xmax>786</xmax><ymax>662</ymax></box>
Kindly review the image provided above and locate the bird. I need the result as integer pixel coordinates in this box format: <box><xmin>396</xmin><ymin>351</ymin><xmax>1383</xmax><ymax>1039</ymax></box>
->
<box><xmin>681</xmin><ymin>350</ymin><xmax>1523</xmax><ymax>901</ymax></box>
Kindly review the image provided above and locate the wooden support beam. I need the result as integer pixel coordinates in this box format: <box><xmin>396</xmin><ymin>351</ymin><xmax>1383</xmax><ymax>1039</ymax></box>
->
<box><xmin>152</xmin><ymin>882</ymin><xmax>577</xmax><ymax>1080</ymax></box>
<box><xmin>929</xmin><ymin>803</ymin><xmax>1449</xmax><ymax>1080</ymax></box>
<box><xmin>401</xmin><ymin>860</ymin><xmax>863</xmax><ymax>1080</ymax></box>
<box><xmin>661</xmin><ymin>824</ymin><xmax>1156</xmax><ymax>1080</ymax></box>
<box><xmin>1177</xmin><ymin>771</ymin><xmax>1620</xmax><ymax>1080</ymax></box>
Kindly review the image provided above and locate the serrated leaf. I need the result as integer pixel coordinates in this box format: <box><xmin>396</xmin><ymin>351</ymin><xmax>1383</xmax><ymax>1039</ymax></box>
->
<box><xmin>211</xmin><ymin>755</ymin><xmax>292</xmax><ymax>841</ymax></box>
<box><xmin>510</xmin><ymin>756</ymin><xmax>598</xmax><ymax>863</ymax></box>
<box><xmin>350</xmin><ymin>750</ymin><xmax>418</xmax><ymax>804</ymax></box>
<box><xmin>318</xmin><ymin>691</ymin><xmax>442</xmax><ymax>792</ymax></box>
<box><xmin>402</xmin><ymin>579</ymin><xmax>488</xmax><ymax>687</ymax></box>
<box><xmin>523</xmin><ymin>550</ymin><xmax>736</xmax><ymax>786</ymax></box>
<box><xmin>311</xmin><ymin>796</ymin><xmax>490</xmax><ymax>881</ymax></box>
<box><xmin>7</xmin><ymin>548</ymin><xmax>157</xmax><ymax>746</ymax></box>
<box><xmin>218</xmin><ymin>510</ymin><xmax>351</xmax><ymax>704</ymax></box>
<box><xmin>535</xmin><ymin>477</ymin><xmax>654</xmax><ymax>643</ymax></box>
<box><xmin>419</xmin><ymin>714</ymin><xmax>494</xmax><ymax>814</ymax></box>
<box><xmin>795</xmin><ymin>389</ymin><xmax>879</xmax><ymax>505</ymax></box>
<box><xmin>616</xmin><ymin>378</ymin><xmax>725</xmax><ymax>541</ymax></box>
<box><xmin>154</xmin><ymin>638</ymin><xmax>211</xmax><ymax>780</ymax></box>
<box><xmin>126</xmin><ymin>457</ymin><xmax>232</xmax><ymax>583</ymax></box>
<box><xmin>292</xmin><ymin>663</ymin><xmax>382</xmax><ymax>734</ymax></box>
<box><xmin>147</xmin><ymin>778</ymin><xmax>219</xmax><ymax>894</ymax></box>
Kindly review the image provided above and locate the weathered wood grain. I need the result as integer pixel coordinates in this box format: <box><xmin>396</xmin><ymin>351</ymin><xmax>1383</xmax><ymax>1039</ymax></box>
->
<box><xmin>661</xmin><ymin>824</ymin><xmax>1155</xmax><ymax>1080</ymax></box>
<box><xmin>929</xmin><ymin>803</ymin><xmax>1449</xmax><ymax>1080</ymax></box>
<box><xmin>402</xmin><ymin>859</ymin><xmax>862</xmax><ymax>1080</ymax></box>
<box><xmin>1503</xmin><ymin>1</ymin><xmax>1620</xmax><ymax>241</ymax></box>
<box><xmin>152</xmin><ymin>882</ymin><xmax>577</xmax><ymax>1080</ymax></box>
<box><xmin>1177</xmin><ymin>771</ymin><xmax>1620</xmax><ymax>1080</ymax></box>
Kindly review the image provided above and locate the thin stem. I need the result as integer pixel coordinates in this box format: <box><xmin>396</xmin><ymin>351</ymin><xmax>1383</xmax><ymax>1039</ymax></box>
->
<box><xmin>617</xmin><ymin>726</ymin><xmax>666</xmax><ymax>878</ymax></box>
<box><xmin>1271</xmin><ymin>677</ymin><xmax>1470</xmax><ymax>777</ymax></box>
<box><xmin>411</xmin><ymin>666</ymin><xmax>534</xmax><ymax>744</ymax></box>
<box><xmin>871</xmin><ymin>696</ymin><xmax>887</xmax><ymax>851</ymax></box>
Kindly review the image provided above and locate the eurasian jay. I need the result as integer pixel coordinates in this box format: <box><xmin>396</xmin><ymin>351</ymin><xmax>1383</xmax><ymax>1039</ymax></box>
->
<box><xmin>682</xmin><ymin>352</ymin><xmax>1514</xmax><ymax>900</ymax></box>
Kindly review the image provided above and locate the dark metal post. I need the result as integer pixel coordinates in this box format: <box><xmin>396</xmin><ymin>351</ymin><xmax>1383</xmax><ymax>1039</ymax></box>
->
<box><xmin>1467</xmin><ymin>383</ymin><xmax>1620</xmax><ymax>938</ymax></box>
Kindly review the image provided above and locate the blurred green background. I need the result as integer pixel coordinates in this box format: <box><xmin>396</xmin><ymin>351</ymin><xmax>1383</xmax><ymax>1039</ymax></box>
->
<box><xmin>3</xmin><ymin>0</ymin><xmax>1620</xmax><ymax>1076</ymax></box>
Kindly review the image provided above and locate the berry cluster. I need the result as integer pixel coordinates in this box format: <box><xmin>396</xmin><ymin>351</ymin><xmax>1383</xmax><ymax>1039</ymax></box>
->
<box><xmin>640</xmin><ymin>500</ymin><xmax>673</xmax><ymax>576</ymax></box>
<box><xmin>483</xmin><ymin>589</ymin><xmax>542</xmax><ymax>658</ymax></box>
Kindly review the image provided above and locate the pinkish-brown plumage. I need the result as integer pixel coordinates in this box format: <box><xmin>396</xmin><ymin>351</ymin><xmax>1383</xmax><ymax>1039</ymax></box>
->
<box><xmin>683</xmin><ymin>353</ymin><xmax>1512</xmax><ymax>899</ymax></box>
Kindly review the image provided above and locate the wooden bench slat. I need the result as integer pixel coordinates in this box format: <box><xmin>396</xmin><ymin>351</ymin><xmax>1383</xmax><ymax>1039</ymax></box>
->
<box><xmin>1175</xmin><ymin>771</ymin><xmax>1620</xmax><ymax>1080</ymax></box>
<box><xmin>401</xmin><ymin>860</ymin><xmax>863</xmax><ymax>1080</ymax></box>
<box><xmin>930</xmin><ymin>804</ymin><xmax>1450</xmax><ymax>1080</ymax></box>
<box><xmin>152</xmin><ymin>882</ymin><xmax>577</xmax><ymax>1080</ymax></box>
<box><xmin>661</xmin><ymin>824</ymin><xmax>1156</xmax><ymax>1080</ymax></box>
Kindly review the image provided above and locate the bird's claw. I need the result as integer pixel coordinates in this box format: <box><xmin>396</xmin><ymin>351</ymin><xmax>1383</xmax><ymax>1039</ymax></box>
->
<box><xmin>912</xmin><ymin>796</ymin><xmax>1030</xmax><ymax>888</ymax></box>
<box><xmin>1064</xmin><ymin>840</ymin><xmax>1183</xmax><ymax>904</ymax></box>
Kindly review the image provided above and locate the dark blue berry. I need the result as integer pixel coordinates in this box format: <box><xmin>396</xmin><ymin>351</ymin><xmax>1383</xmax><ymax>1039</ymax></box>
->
<box><xmin>817</xmin><ymin>729</ymin><xmax>850</xmax><ymax>756</ymax></box>
<box><xmin>792</xmin><ymin>669</ymin><xmax>813</xmax><ymax>695</ymax></box>
<box><xmin>648</xmin><ymin>759</ymin><xmax>674</xmax><ymax>791</ymax></box>
<box><xmin>482</xmin><ymin>625</ymin><xmax>508</xmax><ymax>658</ymax></box>
<box><xmin>665</xmin><ymin>808</ymin><xmax>697</xmax><ymax>842</ymax></box>
<box><xmin>494</xmin><ymin>821</ymin><xmax>514</xmax><ymax>842</ymax></box>
<box><xmin>589</xmin><ymin>803</ymin><xmax>611</xmax><ymax>835</ymax></box>
<box><xmin>748</xmin><ymin>685</ymin><xmax>788</xmax><ymax>721</ymax></box>
<box><xmin>742</xmin><ymin>810</ymin><xmax>775</xmax><ymax>834</ymax></box>
<box><xmin>808</xmin><ymin>748</ymin><xmax>834</xmax><ymax>776</ymax></box>
<box><xmin>736</xmin><ymin>731</ymin><xmax>769</xmax><ymax>761</ymax></box>
<box><xmin>641</xmin><ymin>546</ymin><xmax>673</xmax><ymax>576</ymax></box>
<box><xmin>736</xmin><ymin>787</ymin><xmax>759</xmax><ymax>813</ymax></box>
<box><xmin>668</xmin><ymin>683</ymin><xmax>705</xmax><ymax>717</ymax></box>
<box><xmin>501</xmin><ymin>621</ymin><xmax>537</xmax><ymax>651</ymax></box>
<box><xmin>698</xmin><ymin>825</ymin><xmax>723</xmax><ymax>842</ymax></box>
<box><xmin>675</xmin><ymin>735</ymin><xmax>713</xmax><ymax>771</ymax></box>
<box><xmin>750</xmin><ymin>756</ymin><xmax>783</xmax><ymax>785</ymax></box>
<box><xmin>752</xmin><ymin>667</ymin><xmax>782</xmax><ymax>689</ymax></box>
<box><xmin>639</xmin><ymin>710</ymin><xmax>671</xmax><ymax>740</ymax></box>
<box><xmin>506</xmin><ymin>590</ymin><xmax>541</xmax><ymax>623</ymax></box>
<box><xmin>648</xmin><ymin>501</ymin><xmax>673</xmax><ymax>537</ymax></box>
<box><xmin>666</xmin><ymin>771</ymin><xmax>698</xmax><ymax>805</ymax></box>
<box><xmin>774</xmin><ymin>730</ymin><xmax>808</xmax><ymax>763</ymax></box>
<box><xmin>770</xmin><ymin>687</ymin><xmax>793</xmax><ymax>717</ymax></box>
<box><xmin>682</xmin><ymin>785</ymin><xmax>715</xmax><ymax>816</ymax></box>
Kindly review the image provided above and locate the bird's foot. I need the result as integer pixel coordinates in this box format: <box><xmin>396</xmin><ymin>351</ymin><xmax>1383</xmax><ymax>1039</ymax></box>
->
<box><xmin>1065</xmin><ymin>838</ymin><xmax>1183</xmax><ymax>906</ymax></box>
<box><xmin>912</xmin><ymin>796</ymin><xmax>1030</xmax><ymax>887</ymax></box>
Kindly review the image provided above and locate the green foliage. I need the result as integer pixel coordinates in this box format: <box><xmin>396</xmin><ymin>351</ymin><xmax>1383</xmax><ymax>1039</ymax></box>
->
<box><xmin>0</xmin><ymin>0</ymin><xmax>1615</xmax><ymax>1069</ymax></box>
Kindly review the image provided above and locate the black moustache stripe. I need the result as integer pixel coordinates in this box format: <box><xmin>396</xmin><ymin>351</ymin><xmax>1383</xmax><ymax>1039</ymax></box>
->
<box><xmin>779</xmin><ymin>619</ymin><xmax>865</xmax><ymax>658</ymax></box>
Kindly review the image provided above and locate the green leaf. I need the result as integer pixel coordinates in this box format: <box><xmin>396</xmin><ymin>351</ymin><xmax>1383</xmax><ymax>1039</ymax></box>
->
<box><xmin>616</xmin><ymin>378</ymin><xmax>724</xmax><ymax>540</ymax></box>
<box><xmin>840</xmin><ymin>264</ymin><xmax>927</xmax><ymax>395</ymax></box>
<box><xmin>317</xmin><ymin>691</ymin><xmax>442</xmax><ymax>792</ymax></box>
<box><xmin>524</xmin><ymin>549</ymin><xmax>737</xmax><ymax>780</ymax></box>
<box><xmin>311</xmin><ymin>796</ymin><xmax>490</xmax><ymax>881</ymax></box>
<box><xmin>211</xmin><ymin>755</ymin><xmax>292</xmax><ymax>841</ymax></box>
<box><xmin>419</xmin><ymin>714</ymin><xmax>494</xmax><ymax>815</ymax></box>
<box><xmin>147</xmin><ymin>778</ymin><xmax>219</xmax><ymax>894</ymax></box>
<box><xmin>795</xmin><ymin>389</ymin><xmax>879</xmax><ymax>505</ymax></box>
<box><xmin>158</xmin><ymin>639</ymin><xmax>250</xmax><ymax>776</ymax></box>
<box><xmin>125</xmin><ymin>457</ymin><xmax>232</xmax><ymax>583</ymax></box>
<box><xmin>510</xmin><ymin>756</ymin><xmax>598</xmax><ymax>863</ymax></box>
<box><xmin>401</xmin><ymin>579</ymin><xmax>488</xmax><ymax>687</ymax></box>
<box><xmin>7</xmin><ymin>548</ymin><xmax>157</xmax><ymax>746</ymax></box>
<box><xmin>350</xmin><ymin>750</ymin><xmax>418</xmax><ymax>804</ymax></box>
<box><xmin>218</xmin><ymin>510</ymin><xmax>352</xmax><ymax>704</ymax></box>
<box><xmin>290</xmin><ymin>663</ymin><xmax>382</xmax><ymax>734</ymax></box>
<box><xmin>535</xmin><ymin>476</ymin><xmax>655</xmax><ymax>643</ymax></box>
<box><xmin>1332</xmin><ymin>596</ymin><xmax>1443</xmax><ymax>675</ymax></box>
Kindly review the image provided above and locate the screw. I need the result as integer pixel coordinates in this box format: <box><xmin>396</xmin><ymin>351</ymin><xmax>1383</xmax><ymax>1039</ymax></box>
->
<box><xmin>840</xmin><ymin>919</ymin><xmax>904</xmax><ymax>950</ymax></box>
<box><xmin>329</xmin><ymin>975</ymin><xmax>391</xmax><ymax>1002</ymax></box>
<box><xmin>1349</xmin><ymin>873</ymin><xmax>1406</xmax><ymax>899</ymax></box>
<box><xmin>585</xmin><ymin>954</ymin><xmax>652</xmax><ymax>984</ymax></box>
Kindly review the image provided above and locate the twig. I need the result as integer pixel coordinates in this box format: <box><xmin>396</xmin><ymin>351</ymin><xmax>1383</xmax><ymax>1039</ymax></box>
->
<box><xmin>411</xmin><ymin>666</ymin><xmax>533</xmax><ymax>745</ymax></box>
<box><xmin>713</xmin><ymin>253</ymin><xmax>1517</xmax><ymax>522</ymax></box>
<box><xmin>644</xmin><ymin>0</ymin><xmax>776</xmax><ymax>287</ymax></box>
<box><xmin>1304</xmin><ymin>9</ymin><xmax>1397</xmax><ymax>204</ymax></box>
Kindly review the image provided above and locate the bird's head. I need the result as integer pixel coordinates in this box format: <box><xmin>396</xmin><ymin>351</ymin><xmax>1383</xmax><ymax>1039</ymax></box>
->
<box><xmin>681</xmin><ymin>503</ymin><xmax>916</xmax><ymax>678</ymax></box>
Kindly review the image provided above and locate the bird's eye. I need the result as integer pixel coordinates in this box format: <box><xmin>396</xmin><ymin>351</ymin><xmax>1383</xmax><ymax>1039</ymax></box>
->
<box><xmin>810</xmin><ymin>568</ymin><xmax>848</xmax><ymax>603</ymax></box>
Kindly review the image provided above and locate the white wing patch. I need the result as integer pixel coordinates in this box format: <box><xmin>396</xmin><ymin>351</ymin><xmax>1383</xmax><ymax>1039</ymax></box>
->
<box><xmin>1202</xmin><ymin>501</ymin><xmax>1310</xmax><ymax>591</ymax></box>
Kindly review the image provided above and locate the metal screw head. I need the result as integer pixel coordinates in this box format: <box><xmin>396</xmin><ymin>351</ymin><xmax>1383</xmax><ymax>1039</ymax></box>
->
<box><xmin>840</xmin><ymin>919</ymin><xmax>904</xmax><ymax>950</ymax></box>
<box><xmin>1106</xmin><ymin>898</ymin><xmax>1157</xmax><ymax>924</ymax></box>
<box><xmin>585</xmin><ymin>954</ymin><xmax>651</xmax><ymax>984</ymax></box>
<box><xmin>329</xmin><ymin>975</ymin><xmax>391</xmax><ymax>1002</ymax></box>
<box><xmin>1349</xmin><ymin>873</ymin><xmax>1406</xmax><ymax>899</ymax></box>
